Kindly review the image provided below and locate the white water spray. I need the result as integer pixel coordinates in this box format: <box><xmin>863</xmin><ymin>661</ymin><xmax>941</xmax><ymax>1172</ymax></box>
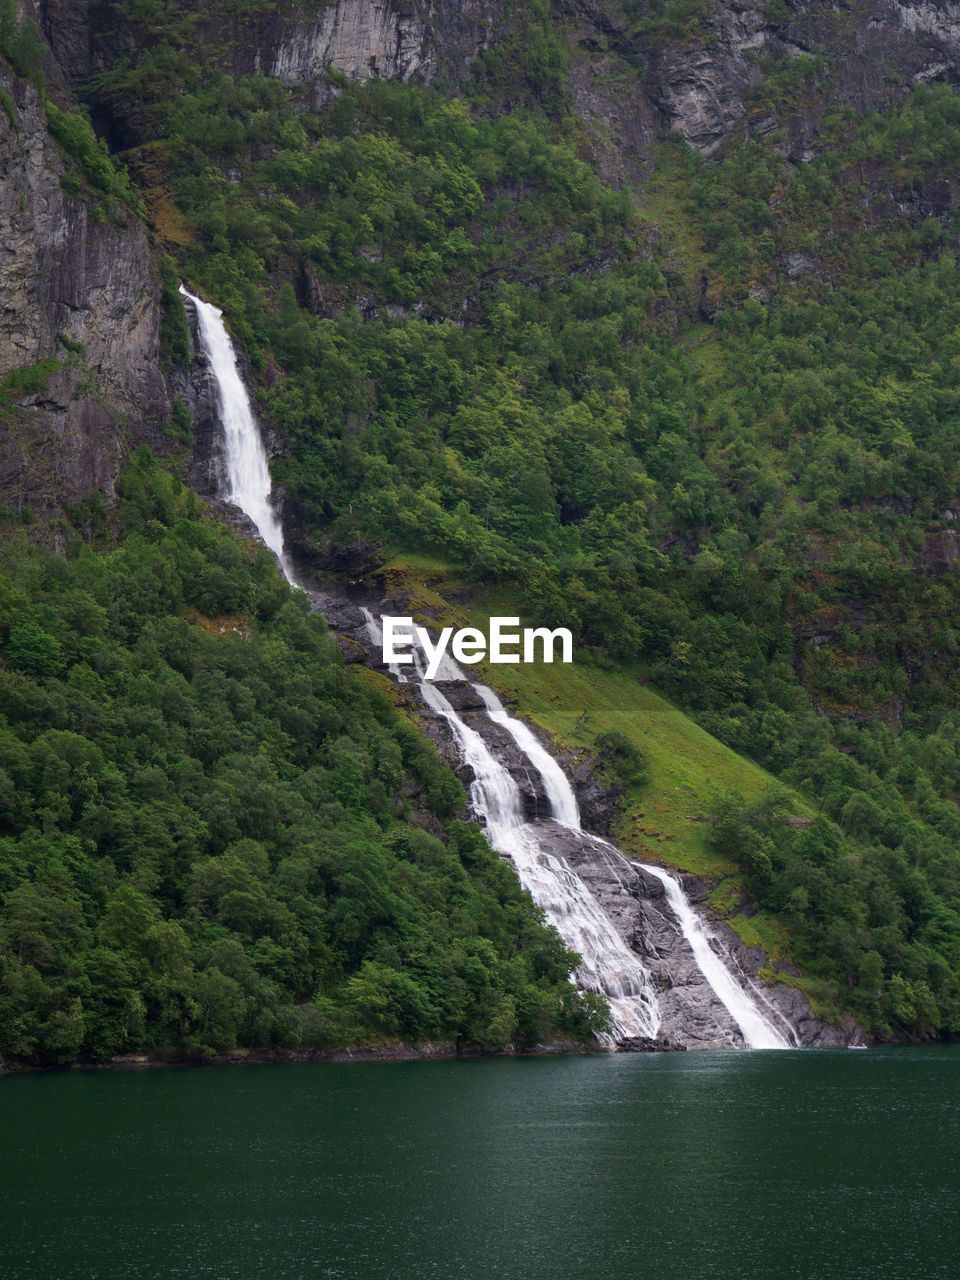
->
<box><xmin>638</xmin><ymin>862</ymin><xmax>791</xmax><ymax>1049</ymax></box>
<box><xmin>364</xmin><ymin>609</ymin><xmax>795</xmax><ymax>1049</ymax></box>
<box><xmin>361</xmin><ymin>609</ymin><xmax>661</xmax><ymax>1043</ymax></box>
<box><xmin>179</xmin><ymin>285</ymin><xmax>294</xmax><ymax>583</ymax></box>
<box><xmin>475</xmin><ymin>685</ymin><xmax>580</xmax><ymax>829</ymax></box>
<box><xmin>481</xmin><ymin>683</ymin><xmax>791</xmax><ymax>1047</ymax></box>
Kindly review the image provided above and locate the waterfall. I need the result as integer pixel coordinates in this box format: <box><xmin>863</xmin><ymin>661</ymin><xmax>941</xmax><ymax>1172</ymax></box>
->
<box><xmin>474</xmin><ymin>685</ymin><xmax>580</xmax><ymax>829</ymax></box>
<box><xmin>363</xmin><ymin>609</ymin><xmax>796</xmax><ymax>1050</ymax></box>
<box><xmin>361</xmin><ymin>609</ymin><xmax>661</xmax><ymax>1044</ymax></box>
<box><xmin>638</xmin><ymin>863</ymin><xmax>792</xmax><ymax>1049</ymax></box>
<box><xmin>179</xmin><ymin>285</ymin><xmax>295</xmax><ymax>583</ymax></box>
<box><xmin>479</xmin><ymin>680</ymin><xmax>792</xmax><ymax>1047</ymax></box>
<box><xmin>180</xmin><ymin>285</ymin><xmax>794</xmax><ymax>1051</ymax></box>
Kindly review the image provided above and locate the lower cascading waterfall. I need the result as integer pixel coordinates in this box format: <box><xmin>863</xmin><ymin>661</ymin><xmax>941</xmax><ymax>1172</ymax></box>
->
<box><xmin>473</xmin><ymin>677</ymin><xmax>792</xmax><ymax>1048</ymax></box>
<box><xmin>361</xmin><ymin>610</ymin><xmax>661</xmax><ymax>1043</ymax></box>
<box><xmin>637</xmin><ymin>862</ymin><xmax>793</xmax><ymax>1049</ymax></box>
<box><xmin>362</xmin><ymin>608</ymin><xmax>796</xmax><ymax>1050</ymax></box>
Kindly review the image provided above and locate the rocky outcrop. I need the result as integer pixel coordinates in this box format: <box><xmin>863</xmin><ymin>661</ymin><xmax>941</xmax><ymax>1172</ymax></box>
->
<box><xmin>894</xmin><ymin>0</ymin><xmax>960</xmax><ymax>52</ymax></box>
<box><xmin>540</xmin><ymin>820</ymin><xmax>849</xmax><ymax>1048</ymax></box>
<box><xmin>920</xmin><ymin>528</ymin><xmax>960</xmax><ymax>574</ymax></box>
<box><xmin>270</xmin><ymin>0</ymin><xmax>437</xmax><ymax>89</ymax></box>
<box><xmin>178</xmin><ymin>290</ymin><xmax>232</xmax><ymax>500</ymax></box>
<box><xmin>0</xmin><ymin>67</ymin><xmax>171</xmax><ymax>519</ymax></box>
<box><xmin>566</xmin><ymin>750</ymin><xmax>619</xmax><ymax>833</ymax></box>
<box><xmin>647</xmin><ymin>7</ymin><xmax>769</xmax><ymax>155</ymax></box>
<box><xmin>560</xmin><ymin>0</ymin><xmax>960</xmax><ymax>164</ymax></box>
<box><xmin>266</xmin><ymin>0</ymin><xmax>498</xmax><ymax>99</ymax></box>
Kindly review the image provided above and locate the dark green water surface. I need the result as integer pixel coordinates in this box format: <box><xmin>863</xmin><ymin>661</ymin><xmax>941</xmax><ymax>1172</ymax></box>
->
<box><xmin>2</xmin><ymin>1046</ymin><xmax>957</xmax><ymax>1279</ymax></box>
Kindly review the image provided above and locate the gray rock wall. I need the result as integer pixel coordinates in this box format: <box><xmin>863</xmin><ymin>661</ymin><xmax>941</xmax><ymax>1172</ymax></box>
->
<box><xmin>561</xmin><ymin>0</ymin><xmax>960</xmax><ymax>171</ymax></box>
<box><xmin>266</xmin><ymin>0</ymin><xmax>497</xmax><ymax>97</ymax></box>
<box><xmin>0</xmin><ymin>66</ymin><xmax>171</xmax><ymax>518</ymax></box>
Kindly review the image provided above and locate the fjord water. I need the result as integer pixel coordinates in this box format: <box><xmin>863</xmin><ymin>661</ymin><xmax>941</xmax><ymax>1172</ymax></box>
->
<box><xmin>3</xmin><ymin>1049</ymin><xmax>958</xmax><ymax>1279</ymax></box>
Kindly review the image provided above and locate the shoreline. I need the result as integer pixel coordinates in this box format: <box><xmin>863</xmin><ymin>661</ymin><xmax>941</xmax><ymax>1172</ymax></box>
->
<box><xmin>0</xmin><ymin>1037</ymin><xmax>603</xmax><ymax>1075</ymax></box>
<box><xmin>4</xmin><ymin>1033</ymin><xmax>930</xmax><ymax>1076</ymax></box>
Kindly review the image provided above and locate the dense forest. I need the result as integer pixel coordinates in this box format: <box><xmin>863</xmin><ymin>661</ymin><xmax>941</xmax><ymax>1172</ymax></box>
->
<box><xmin>3</xmin><ymin>0</ymin><xmax>960</xmax><ymax>1058</ymax></box>
<box><xmin>0</xmin><ymin>453</ymin><xmax>601</xmax><ymax>1061</ymax></box>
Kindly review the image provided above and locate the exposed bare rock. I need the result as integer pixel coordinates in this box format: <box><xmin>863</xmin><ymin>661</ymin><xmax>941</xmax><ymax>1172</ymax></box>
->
<box><xmin>266</xmin><ymin>0</ymin><xmax>500</xmax><ymax>98</ymax></box>
<box><xmin>270</xmin><ymin>0</ymin><xmax>436</xmax><ymax>88</ymax></box>
<box><xmin>893</xmin><ymin>0</ymin><xmax>960</xmax><ymax>50</ymax></box>
<box><xmin>294</xmin><ymin>536</ymin><xmax>384</xmax><ymax>578</ymax></box>
<box><xmin>179</xmin><ymin>334</ymin><xmax>229</xmax><ymax>501</ymax></box>
<box><xmin>0</xmin><ymin>69</ymin><xmax>171</xmax><ymax>517</ymax></box>
<box><xmin>564</xmin><ymin>751</ymin><xmax>619</xmax><ymax>833</ymax></box>
<box><xmin>650</xmin><ymin>31</ymin><xmax>763</xmax><ymax>155</ymax></box>
<box><xmin>782</xmin><ymin>250</ymin><xmax>819</xmax><ymax>280</ymax></box>
<box><xmin>434</xmin><ymin>680</ymin><xmax>486</xmax><ymax>712</ymax></box>
<box><xmin>526</xmin><ymin>821</ymin><xmax>847</xmax><ymax>1048</ymax></box>
<box><xmin>921</xmin><ymin>529</ymin><xmax>960</xmax><ymax>574</ymax></box>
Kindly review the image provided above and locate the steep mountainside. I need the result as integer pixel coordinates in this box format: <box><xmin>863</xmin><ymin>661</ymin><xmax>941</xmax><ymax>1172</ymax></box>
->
<box><xmin>0</xmin><ymin>58</ymin><xmax>171</xmax><ymax>522</ymax></box>
<box><xmin>4</xmin><ymin>0</ymin><xmax>960</xmax><ymax>1055</ymax></box>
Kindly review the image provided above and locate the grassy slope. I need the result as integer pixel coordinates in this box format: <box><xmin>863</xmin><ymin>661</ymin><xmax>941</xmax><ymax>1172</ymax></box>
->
<box><xmin>369</xmin><ymin>556</ymin><xmax>819</xmax><ymax>994</ymax></box>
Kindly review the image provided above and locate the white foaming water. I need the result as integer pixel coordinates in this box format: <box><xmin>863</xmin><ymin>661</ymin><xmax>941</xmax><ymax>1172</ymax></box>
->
<box><xmin>475</xmin><ymin>685</ymin><xmax>580</xmax><ymax>829</ymax></box>
<box><xmin>474</xmin><ymin>674</ymin><xmax>792</xmax><ymax>1049</ymax></box>
<box><xmin>361</xmin><ymin>610</ymin><xmax>408</xmax><ymax>683</ymax></box>
<box><xmin>638</xmin><ymin>862</ymin><xmax>791</xmax><ymax>1049</ymax></box>
<box><xmin>362</xmin><ymin>609</ymin><xmax>795</xmax><ymax>1049</ymax></box>
<box><xmin>179</xmin><ymin>285</ymin><xmax>294</xmax><ymax>583</ymax></box>
<box><xmin>360</xmin><ymin>609</ymin><xmax>660</xmax><ymax>1042</ymax></box>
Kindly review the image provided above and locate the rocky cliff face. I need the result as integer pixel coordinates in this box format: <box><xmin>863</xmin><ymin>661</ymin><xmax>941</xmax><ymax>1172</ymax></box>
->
<box><xmin>35</xmin><ymin>0</ymin><xmax>960</xmax><ymax>159</ymax></box>
<box><xmin>268</xmin><ymin>0</ymin><xmax>497</xmax><ymax>96</ymax></box>
<box><xmin>556</xmin><ymin>829</ymin><xmax>846</xmax><ymax>1048</ymax></box>
<box><xmin>0</xmin><ymin>63</ymin><xmax>171</xmax><ymax>520</ymax></box>
<box><xmin>270</xmin><ymin>0</ymin><xmax>436</xmax><ymax>89</ymax></box>
<box><xmin>37</xmin><ymin>0</ymin><xmax>498</xmax><ymax>131</ymax></box>
<box><xmin>561</xmin><ymin>0</ymin><xmax>960</xmax><ymax>168</ymax></box>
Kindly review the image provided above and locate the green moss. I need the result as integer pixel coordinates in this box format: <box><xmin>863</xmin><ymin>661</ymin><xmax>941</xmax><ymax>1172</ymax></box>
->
<box><xmin>0</xmin><ymin>359</ymin><xmax>63</xmax><ymax>424</ymax></box>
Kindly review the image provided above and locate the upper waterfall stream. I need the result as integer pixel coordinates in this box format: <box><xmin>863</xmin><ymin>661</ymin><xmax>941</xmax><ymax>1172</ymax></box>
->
<box><xmin>188</xmin><ymin>287</ymin><xmax>796</xmax><ymax>1052</ymax></box>
<box><xmin>180</xmin><ymin>285</ymin><xmax>295</xmax><ymax>582</ymax></box>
